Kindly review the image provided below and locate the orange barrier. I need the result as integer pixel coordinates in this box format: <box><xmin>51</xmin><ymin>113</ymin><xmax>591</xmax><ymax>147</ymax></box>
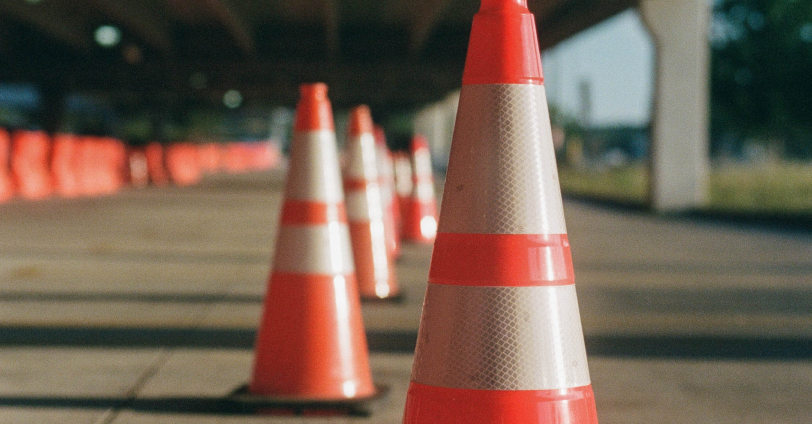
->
<box><xmin>343</xmin><ymin>106</ymin><xmax>400</xmax><ymax>301</ymax></box>
<box><xmin>402</xmin><ymin>0</ymin><xmax>599</xmax><ymax>423</ymax></box>
<box><xmin>145</xmin><ymin>142</ymin><xmax>169</xmax><ymax>187</ymax></box>
<box><xmin>51</xmin><ymin>134</ymin><xmax>81</xmax><ymax>198</ymax></box>
<box><xmin>401</xmin><ymin>135</ymin><xmax>437</xmax><ymax>243</ymax></box>
<box><xmin>0</xmin><ymin>129</ymin><xmax>14</xmax><ymax>202</ymax></box>
<box><xmin>11</xmin><ymin>130</ymin><xmax>53</xmax><ymax>200</ymax></box>
<box><xmin>249</xmin><ymin>83</ymin><xmax>377</xmax><ymax>402</ymax></box>
<box><xmin>165</xmin><ymin>142</ymin><xmax>202</xmax><ymax>187</ymax></box>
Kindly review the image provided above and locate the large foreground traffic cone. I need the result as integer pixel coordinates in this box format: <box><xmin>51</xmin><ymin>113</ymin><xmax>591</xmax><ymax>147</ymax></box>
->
<box><xmin>402</xmin><ymin>1</ymin><xmax>599</xmax><ymax>423</ymax></box>
<box><xmin>343</xmin><ymin>106</ymin><xmax>400</xmax><ymax>301</ymax></box>
<box><xmin>249</xmin><ymin>83</ymin><xmax>377</xmax><ymax>403</ymax></box>
<box><xmin>401</xmin><ymin>135</ymin><xmax>437</xmax><ymax>243</ymax></box>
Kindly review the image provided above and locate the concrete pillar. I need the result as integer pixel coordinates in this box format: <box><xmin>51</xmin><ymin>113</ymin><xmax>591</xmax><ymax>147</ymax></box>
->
<box><xmin>640</xmin><ymin>0</ymin><xmax>711</xmax><ymax>212</ymax></box>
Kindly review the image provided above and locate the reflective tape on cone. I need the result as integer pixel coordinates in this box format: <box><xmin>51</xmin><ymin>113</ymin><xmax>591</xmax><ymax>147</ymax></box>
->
<box><xmin>250</xmin><ymin>83</ymin><xmax>378</xmax><ymax>402</ymax></box>
<box><xmin>403</xmin><ymin>1</ymin><xmax>598</xmax><ymax>422</ymax></box>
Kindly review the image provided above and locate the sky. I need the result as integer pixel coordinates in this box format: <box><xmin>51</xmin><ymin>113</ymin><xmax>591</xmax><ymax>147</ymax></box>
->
<box><xmin>541</xmin><ymin>9</ymin><xmax>655</xmax><ymax>128</ymax></box>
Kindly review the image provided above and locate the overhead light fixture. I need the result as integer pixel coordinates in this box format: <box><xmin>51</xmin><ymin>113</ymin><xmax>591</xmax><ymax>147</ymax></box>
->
<box><xmin>223</xmin><ymin>90</ymin><xmax>243</xmax><ymax>109</ymax></box>
<box><xmin>94</xmin><ymin>25</ymin><xmax>122</xmax><ymax>48</ymax></box>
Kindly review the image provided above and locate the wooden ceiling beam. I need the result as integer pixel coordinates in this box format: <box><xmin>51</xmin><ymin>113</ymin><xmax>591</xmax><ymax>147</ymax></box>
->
<box><xmin>87</xmin><ymin>0</ymin><xmax>173</xmax><ymax>54</ymax></box>
<box><xmin>201</xmin><ymin>0</ymin><xmax>255</xmax><ymax>55</ymax></box>
<box><xmin>0</xmin><ymin>0</ymin><xmax>91</xmax><ymax>52</ymax></box>
<box><xmin>409</xmin><ymin>0</ymin><xmax>453</xmax><ymax>54</ymax></box>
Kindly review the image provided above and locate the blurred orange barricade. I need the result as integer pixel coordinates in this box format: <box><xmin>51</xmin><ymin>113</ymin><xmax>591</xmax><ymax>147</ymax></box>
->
<box><xmin>51</xmin><ymin>133</ymin><xmax>81</xmax><ymax>198</ymax></box>
<box><xmin>197</xmin><ymin>143</ymin><xmax>222</xmax><ymax>174</ymax></box>
<box><xmin>145</xmin><ymin>142</ymin><xmax>169</xmax><ymax>186</ymax></box>
<box><xmin>0</xmin><ymin>128</ymin><xmax>15</xmax><ymax>202</ymax></box>
<box><xmin>11</xmin><ymin>130</ymin><xmax>53</xmax><ymax>200</ymax></box>
<box><xmin>165</xmin><ymin>142</ymin><xmax>202</xmax><ymax>186</ymax></box>
<box><xmin>127</xmin><ymin>147</ymin><xmax>149</xmax><ymax>188</ymax></box>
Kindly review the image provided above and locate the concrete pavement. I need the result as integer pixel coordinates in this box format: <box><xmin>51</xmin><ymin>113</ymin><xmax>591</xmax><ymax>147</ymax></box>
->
<box><xmin>0</xmin><ymin>169</ymin><xmax>811</xmax><ymax>423</ymax></box>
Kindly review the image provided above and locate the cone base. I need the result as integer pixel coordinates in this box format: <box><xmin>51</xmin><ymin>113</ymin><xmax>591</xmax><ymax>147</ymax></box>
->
<box><xmin>403</xmin><ymin>382</ymin><xmax>598</xmax><ymax>424</ymax></box>
<box><xmin>231</xmin><ymin>384</ymin><xmax>390</xmax><ymax>417</ymax></box>
<box><xmin>360</xmin><ymin>290</ymin><xmax>406</xmax><ymax>304</ymax></box>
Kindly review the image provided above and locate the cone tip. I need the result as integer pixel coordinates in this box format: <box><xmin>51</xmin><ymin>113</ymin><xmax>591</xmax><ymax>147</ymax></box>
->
<box><xmin>411</xmin><ymin>135</ymin><xmax>429</xmax><ymax>152</ymax></box>
<box><xmin>348</xmin><ymin>105</ymin><xmax>374</xmax><ymax>136</ymax></box>
<box><xmin>294</xmin><ymin>82</ymin><xmax>334</xmax><ymax>132</ymax></box>
<box><xmin>480</xmin><ymin>0</ymin><xmax>529</xmax><ymax>12</ymax></box>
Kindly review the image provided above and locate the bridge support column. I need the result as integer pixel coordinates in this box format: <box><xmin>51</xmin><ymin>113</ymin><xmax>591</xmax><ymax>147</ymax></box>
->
<box><xmin>640</xmin><ymin>0</ymin><xmax>711</xmax><ymax>212</ymax></box>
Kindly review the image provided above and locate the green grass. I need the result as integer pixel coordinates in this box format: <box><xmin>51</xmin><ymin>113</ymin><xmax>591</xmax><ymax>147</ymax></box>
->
<box><xmin>558</xmin><ymin>162</ymin><xmax>812</xmax><ymax>215</ymax></box>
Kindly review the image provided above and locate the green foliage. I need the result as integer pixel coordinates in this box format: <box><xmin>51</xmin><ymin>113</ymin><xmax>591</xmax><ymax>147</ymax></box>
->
<box><xmin>711</xmin><ymin>0</ymin><xmax>812</xmax><ymax>158</ymax></box>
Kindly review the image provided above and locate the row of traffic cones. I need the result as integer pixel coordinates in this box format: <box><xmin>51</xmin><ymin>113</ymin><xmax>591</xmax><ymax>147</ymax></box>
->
<box><xmin>0</xmin><ymin>129</ymin><xmax>280</xmax><ymax>203</ymax></box>
<box><xmin>245</xmin><ymin>0</ymin><xmax>599</xmax><ymax>422</ymax></box>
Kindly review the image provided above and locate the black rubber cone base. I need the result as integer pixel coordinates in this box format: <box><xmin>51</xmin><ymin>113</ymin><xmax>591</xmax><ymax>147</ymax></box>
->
<box><xmin>229</xmin><ymin>384</ymin><xmax>390</xmax><ymax>417</ymax></box>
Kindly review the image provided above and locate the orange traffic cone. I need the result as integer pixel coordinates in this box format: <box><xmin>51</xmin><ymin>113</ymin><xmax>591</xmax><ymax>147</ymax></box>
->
<box><xmin>11</xmin><ymin>130</ymin><xmax>53</xmax><ymax>200</ymax></box>
<box><xmin>392</xmin><ymin>150</ymin><xmax>412</xmax><ymax>235</ymax></box>
<box><xmin>128</xmin><ymin>147</ymin><xmax>149</xmax><ymax>188</ymax></box>
<box><xmin>402</xmin><ymin>0</ymin><xmax>599</xmax><ymax>423</ymax></box>
<box><xmin>374</xmin><ymin>125</ymin><xmax>401</xmax><ymax>260</ymax></box>
<box><xmin>165</xmin><ymin>142</ymin><xmax>202</xmax><ymax>186</ymax></box>
<box><xmin>248</xmin><ymin>83</ymin><xmax>378</xmax><ymax>404</ymax></box>
<box><xmin>343</xmin><ymin>106</ymin><xmax>400</xmax><ymax>301</ymax></box>
<box><xmin>401</xmin><ymin>135</ymin><xmax>437</xmax><ymax>243</ymax></box>
<box><xmin>0</xmin><ymin>128</ymin><xmax>14</xmax><ymax>202</ymax></box>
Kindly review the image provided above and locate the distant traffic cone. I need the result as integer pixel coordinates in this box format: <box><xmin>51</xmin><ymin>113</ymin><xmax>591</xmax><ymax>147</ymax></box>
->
<box><xmin>401</xmin><ymin>135</ymin><xmax>437</xmax><ymax>243</ymax></box>
<box><xmin>11</xmin><ymin>130</ymin><xmax>53</xmax><ymax>200</ymax></box>
<box><xmin>374</xmin><ymin>125</ymin><xmax>401</xmax><ymax>260</ymax></box>
<box><xmin>165</xmin><ymin>142</ymin><xmax>202</xmax><ymax>186</ymax></box>
<box><xmin>403</xmin><ymin>0</ymin><xmax>599</xmax><ymax>423</ymax></box>
<box><xmin>0</xmin><ymin>128</ymin><xmax>14</xmax><ymax>202</ymax></box>
<box><xmin>249</xmin><ymin>83</ymin><xmax>378</xmax><ymax>404</ymax></box>
<box><xmin>392</xmin><ymin>150</ymin><xmax>412</xmax><ymax>234</ymax></box>
<box><xmin>343</xmin><ymin>106</ymin><xmax>400</xmax><ymax>300</ymax></box>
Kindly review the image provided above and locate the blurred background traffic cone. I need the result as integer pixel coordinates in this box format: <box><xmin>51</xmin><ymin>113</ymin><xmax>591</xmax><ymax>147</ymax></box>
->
<box><xmin>392</xmin><ymin>150</ymin><xmax>412</xmax><ymax>236</ymax></box>
<box><xmin>249</xmin><ymin>83</ymin><xmax>378</xmax><ymax>403</ymax></box>
<box><xmin>402</xmin><ymin>0</ymin><xmax>599</xmax><ymax>423</ymax></box>
<box><xmin>128</xmin><ymin>147</ymin><xmax>150</xmax><ymax>188</ymax></box>
<box><xmin>0</xmin><ymin>128</ymin><xmax>14</xmax><ymax>202</ymax></box>
<box><xmin>343</xmin><ymin>106</ymin><xmax>400</xmax><ymax>301</ymax></box>
<box><xmin>401</xmin><ymin>135</ymin><xmax>437</xmax><ymax>243</ymax></box>
<box><xmin>11</xmin><ymin>130</ymin><xmax>53</xmax><ymax>200</ymax></box>
<box><xmin>374</xmin><ymin>125</ymin><xmax>401</xmax><ymax>260</ymax></box>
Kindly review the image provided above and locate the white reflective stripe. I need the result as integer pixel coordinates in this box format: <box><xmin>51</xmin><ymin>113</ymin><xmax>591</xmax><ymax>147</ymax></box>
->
<box><xmin>285</xmin><ymin>130</ymin><xmax>344</xmax><ymax>203</ymax></box>
<box><xmin>411</xmin><ymin>283</ymin><xmax>590</xmax><ymax>391</ymax></box>
<box><xmin>412</xmin><ymin>148</ymin><xmax>433</xmax><ymax>178</ymax></box>
<box><xmin>414</xmin><ymin>181</ymin><xmax>435</xmax><ymax>202</ymax></box>
<box><xmin>344</xmin><ymin>133</ymin><xmax>379</xmax><ymax>181</ymax></box>
<box><xmin>394</xmin><ymin>155</ymin><xmax>413</xmax><ymax>196</ymax></box>
<box><xmin>272</xmin><ymin>223</ymin><xmax>354</xmax><ymax>274</ymax></box>
<box><xmin>345</xmin><ymin>187</ymin><xmax>383</xmax><ymax>222</ymax></box>
<box><xmin>439</xmin><ymin>84</ymin><xmax>566</xmax><ymax>235</ymax></box>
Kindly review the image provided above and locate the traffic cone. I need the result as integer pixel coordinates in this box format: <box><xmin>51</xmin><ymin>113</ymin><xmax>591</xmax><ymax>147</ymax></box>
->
<box><xmin>374</xmin><ymin>125</ymin><xmax>401</xmax><ymax>260</ymax></box>
<box><xmin>401</xmin><ymin>135</ymin><xmax>437</xmax><ymax>243</ymax></box>
<box><xmin>392</xmin><ymin>150</ymin><xmax>412</xmax><ymax>234</ymax></box>
<box><xmin>165</xmin><ymin>142</ymin><xmax>202</xmax><ymax>186</ymax></box>
<box><xmin>11</xmin><ymin>130</ymin><xmax>53</xmax><ymax>200</ymax></box>
<box><xmin>403</xmin><ymin>0</ymin><xmax>599</xmax><ymax>423</ymax></box>
<box><xmin>128</xmin><ymin>147</ymin><xmax>149</xmax><ymax>188</ymax></box>
<box><xmin>248</xmin><ymin>83</ymin><xmax>378</xmax><ymax>405</ymax></box>
<box><xmin>0</xmin><ymin>128</ymin><xmax>14</xmax><ymax>202</ymax></box>
<box><xmin>343</xmin><ymin>106</ymin><xmax>400</xmax><ymax>301</ymax></box>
